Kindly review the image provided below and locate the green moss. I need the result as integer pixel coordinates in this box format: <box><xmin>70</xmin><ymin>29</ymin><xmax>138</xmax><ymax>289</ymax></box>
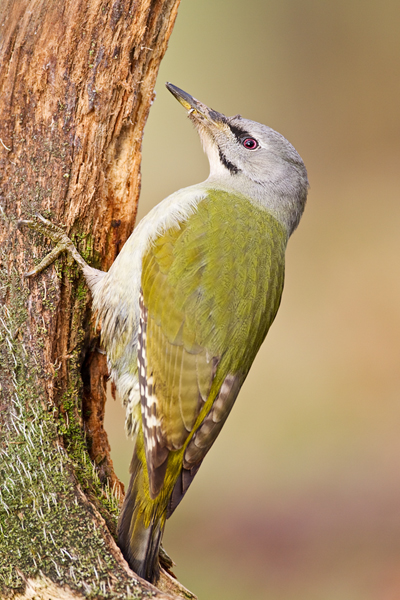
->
<box><xmin>58</xmin><ymin>383</ymin><xmax>120</xmax><ymax>527</ymax></box>
<box><xmin>0</xmin><ymin>393</ymin><xmax>146</xmax><ymax>598</ymax></box>
<box><xmin>72</xmin><ymin>230</ymin><xmax>102</xmax><ymax>271</ymax></box>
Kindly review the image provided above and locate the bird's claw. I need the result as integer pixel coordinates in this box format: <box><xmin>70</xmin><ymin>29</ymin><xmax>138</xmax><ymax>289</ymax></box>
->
<box><xmin>18</xmin><ymin>213</ymin><xmax>75</xmax><ymax>278</ymax></box>
<box><xmin>18</xmin><ymin>213</ymin><xmax>67</xmax><ymax>243</ymax></box>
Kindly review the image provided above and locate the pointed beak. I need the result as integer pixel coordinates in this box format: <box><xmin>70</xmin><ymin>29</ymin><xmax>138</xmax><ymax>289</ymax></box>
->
<box><xmin>166</xmin><ymin>82</ymin><xmax>226</xmax><ymax>128</ymax></box>
<box><xmin>166</xmin><ymin>83</ymin><xmax>198</xmax><ymax>111</ymax></box>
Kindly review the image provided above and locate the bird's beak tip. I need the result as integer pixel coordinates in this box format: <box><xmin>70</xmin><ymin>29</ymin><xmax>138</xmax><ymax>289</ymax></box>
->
<box><xmin>166</xmin><ymin>82</ymin><xmax>197</xmax><ymax>112</ymax></box>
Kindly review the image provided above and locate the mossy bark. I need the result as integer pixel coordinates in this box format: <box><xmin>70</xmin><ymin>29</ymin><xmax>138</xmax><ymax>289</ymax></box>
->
<box><xmin>0</xmin><ymin>1</ymin><xmax>194</xmax><ymax>598</ymax></box>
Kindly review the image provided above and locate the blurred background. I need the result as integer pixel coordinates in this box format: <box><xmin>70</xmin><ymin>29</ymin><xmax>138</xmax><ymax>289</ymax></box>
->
<box><xmin>105</xmin><ymin>1</ymin><xmax>400</xmax><ymax>598</ymax></box>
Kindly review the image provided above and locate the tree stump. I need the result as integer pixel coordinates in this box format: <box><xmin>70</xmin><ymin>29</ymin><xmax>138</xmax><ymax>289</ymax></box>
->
<box><xmin>0</xmin><ymin>0</ymin><xmax>194</xmax><ymax>598</ymax></box>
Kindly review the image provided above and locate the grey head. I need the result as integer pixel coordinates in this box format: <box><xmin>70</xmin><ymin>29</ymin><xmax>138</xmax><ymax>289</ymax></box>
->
<box><xmin>166</xmin><ymin>83</ymin><xmax>309</xmax><ymax>236</ymax></box>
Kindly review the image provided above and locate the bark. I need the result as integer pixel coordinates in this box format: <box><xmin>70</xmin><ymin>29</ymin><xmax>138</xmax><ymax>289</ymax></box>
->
<box><xmin>0</xmin><ymin>0</ymin><xmax>195</xmax><ymax>598</ymax></box>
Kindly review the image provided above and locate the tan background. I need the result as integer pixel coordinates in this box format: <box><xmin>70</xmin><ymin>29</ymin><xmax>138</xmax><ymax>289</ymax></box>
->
<box><xmin>104</xmin><ymin>1</ymin><xmax>400</xmax><ymax>598</ymax></box>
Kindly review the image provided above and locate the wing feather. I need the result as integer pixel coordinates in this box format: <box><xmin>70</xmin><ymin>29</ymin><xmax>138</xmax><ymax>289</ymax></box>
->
<box><xmin>138</xmin><ymin>191</ymin><xmax>287</xmax><ymax>499</ymax></box>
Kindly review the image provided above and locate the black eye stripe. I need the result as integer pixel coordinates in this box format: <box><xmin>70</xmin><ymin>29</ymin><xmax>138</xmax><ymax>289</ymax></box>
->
<box><xmin>228</xmin><ymin>123</ymin><xmax>259</xmax><ymax>149</ymax></box>
<box><xmin>227</xmin><ymin>123</ymin><xmax>248</xmax><ymax>139</ymax></box>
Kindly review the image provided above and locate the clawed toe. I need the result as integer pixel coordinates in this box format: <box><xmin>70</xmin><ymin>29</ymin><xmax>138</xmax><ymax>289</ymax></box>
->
<box><xmin>19</xmin><ymin>213</ymin><xmax>89</xmax><ymax>278</ymax></box>
<box><xmin>18</xmin><ymin>213</ymin><xmax>67</xmax><ymax>243</ymax></box>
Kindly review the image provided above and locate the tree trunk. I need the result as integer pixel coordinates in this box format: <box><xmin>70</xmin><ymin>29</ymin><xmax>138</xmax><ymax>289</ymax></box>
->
<box><xmin>0</xmin><ymin>1</ymin><xmax>194</xmax><ymax>598</ymax></box>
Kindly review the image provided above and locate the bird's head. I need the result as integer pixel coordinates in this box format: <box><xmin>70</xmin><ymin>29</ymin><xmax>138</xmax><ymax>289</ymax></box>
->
<box><xmin>166</xmin><ymin>83</ymin><xmax>309</xmax><ymax>236</ymax></box>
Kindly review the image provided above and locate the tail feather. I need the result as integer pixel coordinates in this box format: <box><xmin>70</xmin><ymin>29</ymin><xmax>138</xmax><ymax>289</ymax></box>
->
<box><xmin>167</xmin><ymin>461</ymin><xmax>202</xmax><ymax>518</ymax></box>
<box><xmin>118</xmin><ymin>453</ymin><xmax>165</xmax><ymax>583</ymax></box>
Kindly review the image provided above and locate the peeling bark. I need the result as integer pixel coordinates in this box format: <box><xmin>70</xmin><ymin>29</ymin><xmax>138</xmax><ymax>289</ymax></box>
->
<box><xmin>0</xmin><ymin>0</ymin><xmax>195</xmax><ymax>598</ymax></box>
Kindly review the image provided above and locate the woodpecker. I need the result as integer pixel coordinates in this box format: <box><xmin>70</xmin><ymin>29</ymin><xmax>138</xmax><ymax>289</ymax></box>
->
<box><xmin>21</xmin><ymin>83</ymin><xmax>308</xmax><ymax>583</ymax></box>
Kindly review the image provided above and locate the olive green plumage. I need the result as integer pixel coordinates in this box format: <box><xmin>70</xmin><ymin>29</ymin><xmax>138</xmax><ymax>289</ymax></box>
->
<box><xmin>117</xmin><ymin>190</ymin><xmax>287</xmax><ymax>580</ymax></box>
<box><xmin>143</xmin><ymin>191</ymin><xmax>286</xmax><ymax>431</ymax></box>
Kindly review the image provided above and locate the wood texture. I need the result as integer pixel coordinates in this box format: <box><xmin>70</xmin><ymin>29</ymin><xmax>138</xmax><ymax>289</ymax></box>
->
<box><xmin>0</xmin><ymin>0</ymin><xmax>195</xmax><ymax>598</ymax></box>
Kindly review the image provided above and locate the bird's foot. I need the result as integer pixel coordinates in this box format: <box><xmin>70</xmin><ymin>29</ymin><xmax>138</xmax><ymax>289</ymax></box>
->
<box><xmin>18</xmin><ymin>213</ymin><xmax>89</xmax><ymax>277</ymax></box>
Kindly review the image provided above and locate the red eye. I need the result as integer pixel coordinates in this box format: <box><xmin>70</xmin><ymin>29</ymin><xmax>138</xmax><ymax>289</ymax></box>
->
<box><xmin>242</xmin><ymin>137</ymin><xmax>258</xmax><ymax>150</ymax></box>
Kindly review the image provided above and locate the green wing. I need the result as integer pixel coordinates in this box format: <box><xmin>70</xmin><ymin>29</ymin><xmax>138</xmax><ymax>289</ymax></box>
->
<box><xmin>139</xmin><ymin>190</ymin><xmax>287</xmax><ymax>501</ymax></box>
